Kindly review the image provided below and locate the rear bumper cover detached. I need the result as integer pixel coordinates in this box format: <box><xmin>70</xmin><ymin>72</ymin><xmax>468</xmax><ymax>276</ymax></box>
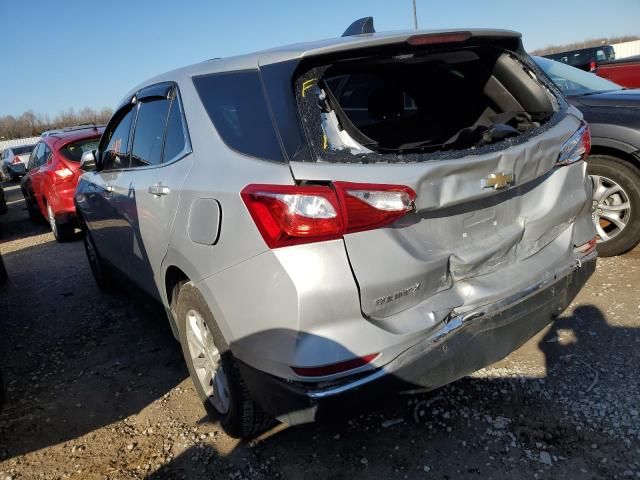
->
<box><xmin>238</xmin><ymin>252</ymin><xmax>596</xmax><ymax>425</ymax></box>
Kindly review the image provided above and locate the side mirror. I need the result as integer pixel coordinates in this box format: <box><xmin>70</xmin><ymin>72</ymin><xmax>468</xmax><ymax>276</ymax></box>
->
<box><xmin>80</xmin><ymin>150</ymin><xmax>97</xmax><ymax>172</ymax></box>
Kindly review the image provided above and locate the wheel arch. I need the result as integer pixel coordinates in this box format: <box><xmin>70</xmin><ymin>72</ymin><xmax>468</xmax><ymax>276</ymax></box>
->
<box><xmin>589</xmin><ymin>144</ymin><xmax>640</xmax><ymax>172</ymax></box>
<box><xmin>165</xmin><ymin>265</ymin><xmax>190</xmax><ymax>309</ymax></box>
<box><xmin>164</xmin><ymin>264</ymin><xmax>190</xmax><ymax>339</ymax></box>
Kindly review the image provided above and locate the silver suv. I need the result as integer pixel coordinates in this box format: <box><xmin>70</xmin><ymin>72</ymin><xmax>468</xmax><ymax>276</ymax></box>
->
<box><xmin>75</xmin><ymin>25</ymin><xmax>597</xmax><ymax>438</ymax></box>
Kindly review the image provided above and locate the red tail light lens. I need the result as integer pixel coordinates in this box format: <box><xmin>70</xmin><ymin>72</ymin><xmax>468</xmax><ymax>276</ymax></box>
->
<box><xmin>241</xmin><ymin>183</ymin><xmax>416</xmax><ymax>248</ymax></box>
<box><xmin>334</xmin><ymin>182</ymin><xmax>415</xmax><ymax>234</ymax></box>
<box><xmin>241</xmin><ymin>185</ymin><xmax>343</xmax><ymax>248</ymax></box>
<box><xmin>557</xmin><ymin>121</ymin><xmax>591</xmax><ymax>167</ymax></box>
<box><xmin>291</xmin><ymin>353</ymin><xmax>379</xmax><ymax>377</ymax></box>
<box><xmin>53</xmin><ymin>167</ymin><xmax>74</xmax><ymax>184</ymax></box>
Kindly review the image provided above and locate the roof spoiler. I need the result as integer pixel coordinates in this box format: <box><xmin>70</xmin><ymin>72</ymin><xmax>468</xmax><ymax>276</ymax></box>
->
<box><xmin>342</xmin><ymin>17</ymin><xmax>375</xmax><ymax>37</ymax></box>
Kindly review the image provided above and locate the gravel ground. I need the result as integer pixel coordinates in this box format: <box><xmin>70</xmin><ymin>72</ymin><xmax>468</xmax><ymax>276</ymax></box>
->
<box><xmin>0</xmin><ymin>182</ymin><xmax>639</xmax><ymax>480</ymax></box>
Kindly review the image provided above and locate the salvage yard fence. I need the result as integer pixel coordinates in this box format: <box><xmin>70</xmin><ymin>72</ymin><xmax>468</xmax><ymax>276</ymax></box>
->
<box><xmin>0</xmin><ymin>136</ymin><xmax>41</xmax><ymax>152</ymax></box>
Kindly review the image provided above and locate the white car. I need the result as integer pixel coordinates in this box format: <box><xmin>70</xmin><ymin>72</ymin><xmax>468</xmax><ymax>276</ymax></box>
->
<box><xmin>1</xmin><ymin>145</ymin><xmax>35</xmax><ymax>182</ymax></box>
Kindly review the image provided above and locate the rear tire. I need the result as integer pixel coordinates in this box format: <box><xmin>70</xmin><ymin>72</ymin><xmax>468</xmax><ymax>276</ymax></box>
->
<box><xmin>0</xmin><ymin>190</ymin><xmax>7</xmax><ymax>215</ymax></box>
<box><xmin>47</xmin><ymin>203</ymin><xmax>74</xmax><ymax>242</ymax></box>
<box><xmin>588</xmin><ymin>155</ymin><xmax>640</xmax><ymax>257</ymax></box>
<box><xmin>176</xmin><ymin>282</ymin><xmax>273</xmax><ymax>439</ymax></box>
<box><xmin>82</xmin><ymin>228</ymin><xmax>116</xmax><ymax>292</ymax></box>
<box><xmin>0</xmin><ymin>253</ymin><xmax>7</xmax><ymax>285</ymax></box>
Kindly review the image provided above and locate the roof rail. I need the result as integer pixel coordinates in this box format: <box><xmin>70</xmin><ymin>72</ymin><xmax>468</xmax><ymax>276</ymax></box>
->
<box><xmin>60</xmin><ymin>123</ymin><xmax>106</xmax><ymax>133</ymax></box>
<box><xmin>342</xmin><ymin>17</ymin><xmax>375</xmax><ymax>37</ymax></box>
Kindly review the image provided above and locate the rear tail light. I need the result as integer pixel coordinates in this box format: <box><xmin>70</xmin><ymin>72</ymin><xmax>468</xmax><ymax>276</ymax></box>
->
<box><xmin>575</xmin><ymin>236</ymin><xmax>597</xmax><ymax>255</ymax></box>
<box><xmin>11</xmin><ymin>157</ymin><xmax>22</xmax><ymax>165</ymax></box>
<box><xmin>291</xmin><ymin>353</ymin><xmax>379</xmax><ymax>377</ymax></box>
<box><xmin>241</xmin><ymin>185</ymin><xmax>343</xmax><ymax>248</ymax></box>
<box><xmin>557</xmin><ymin>121</ymin><xmax>591</xmax><ymax>167</ymax></box>
<box><xmin>334</xmin><ymin>182</ymin><xmax>415</xmax><ymax>234</ymax></box>
<box><xmin>53</xmin><ymin>167</ymin><xmax>74</xmax><ymax>184</ymax></box>
<box><xmin>241</xmin><ymin>183</ymin><xmax>416</xmax><ymax>248</ymax></box>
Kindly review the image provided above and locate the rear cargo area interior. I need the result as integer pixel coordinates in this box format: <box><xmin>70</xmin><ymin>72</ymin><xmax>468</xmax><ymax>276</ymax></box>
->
<box><xmin>298</xmin><ymin>47</ymin><xmax>558</xmax><ymax>157</ymax></box>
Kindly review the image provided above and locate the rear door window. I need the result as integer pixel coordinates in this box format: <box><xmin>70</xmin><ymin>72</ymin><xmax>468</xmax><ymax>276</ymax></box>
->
<box><xmin>29</xmin><ymin>142</ymin><xmax>50</xmax><ymax>168</ymax></box>
<box><xmin>130</xmin><ymin>98</ymin><xmax>171</xmax><ymax>167</ymax></box>
<box><xmin>38</xmin><ymin>144</ymin><xmax>52</xmax><ymax>166</ymax></box>
<box><xmin>193</xmin><ymin>70</ymin><xmax>284</xmax><ymax>162</ymax></box>
<box><xmin>27</xmin><ymin>144</ymin><xmax>42</xmax><ymax>170</ymax></box>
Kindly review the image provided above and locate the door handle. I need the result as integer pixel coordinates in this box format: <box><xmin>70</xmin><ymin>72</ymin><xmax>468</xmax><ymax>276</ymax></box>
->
<box><xmin>148</xmin><ymin>184</ymin><xmax>170</xmax><ymax>196</ymax></box>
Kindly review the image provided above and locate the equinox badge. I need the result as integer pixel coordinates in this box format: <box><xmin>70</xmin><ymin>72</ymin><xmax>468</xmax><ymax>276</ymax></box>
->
<box><xmin>482</xmin><ymin>172</ymin><xmax>514</xmax><ymax>190</ymax></box>
<box><xmin>375</xmin><ymin>283</ymin><xmax>421</xmax><ymax>306</ymax></box>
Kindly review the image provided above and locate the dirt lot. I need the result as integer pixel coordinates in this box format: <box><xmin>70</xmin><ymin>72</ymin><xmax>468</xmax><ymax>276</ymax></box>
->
<box><xmin>0</xmin><ymin>182</ymin><xmax>639</xmax><ymax>480</ymax></box>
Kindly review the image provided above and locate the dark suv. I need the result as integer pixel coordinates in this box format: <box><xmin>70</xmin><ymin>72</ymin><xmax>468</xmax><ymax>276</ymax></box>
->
<box><xmin>543</xmin><ymin>45</ymin><xmax>615</xmax><ymax>72</ymax></box>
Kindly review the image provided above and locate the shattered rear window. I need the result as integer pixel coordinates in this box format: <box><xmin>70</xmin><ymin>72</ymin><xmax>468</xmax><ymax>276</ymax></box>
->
<box><xmin>295</xmin><ymin>47</ymin><xmax>560</xmax><ymax>164</ymax></box>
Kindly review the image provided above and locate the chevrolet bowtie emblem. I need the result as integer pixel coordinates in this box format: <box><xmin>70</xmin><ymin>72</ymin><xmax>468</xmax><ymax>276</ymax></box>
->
<box><xmin>482</xmin><ymin>172</ymin><xmax>514</xmax><ymax>190</ymax></box>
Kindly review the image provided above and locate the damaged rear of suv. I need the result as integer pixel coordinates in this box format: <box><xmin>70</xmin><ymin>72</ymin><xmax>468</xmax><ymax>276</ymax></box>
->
<box><xmin>76</xmin><ymin>21</ymin><xmax>597</xmax><ymax>438</ymax></box>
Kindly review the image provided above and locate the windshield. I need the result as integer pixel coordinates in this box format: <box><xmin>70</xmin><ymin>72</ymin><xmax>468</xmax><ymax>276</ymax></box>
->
<box><xmin>534</xmin><ymin>56</ymin><xmax>622</xmax><ymax>96</ymax></box>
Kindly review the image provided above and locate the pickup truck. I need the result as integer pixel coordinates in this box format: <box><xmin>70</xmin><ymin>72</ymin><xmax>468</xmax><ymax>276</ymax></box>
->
<box><xmin>596</xmin><ymin>55</ymin><xmax>640</xmax><ymax>88</ymax></box>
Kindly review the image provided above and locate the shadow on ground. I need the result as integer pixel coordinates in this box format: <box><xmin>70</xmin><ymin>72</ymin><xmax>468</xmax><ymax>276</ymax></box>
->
<box><xmin>147</xmin><ymin>304</ymin><xmax>640</xmax><ymax>480</ymax></box>
<box><xmin>0</xmin><ymin>238</ymin><xmax>187</xmax><ymax>460</ymax></box>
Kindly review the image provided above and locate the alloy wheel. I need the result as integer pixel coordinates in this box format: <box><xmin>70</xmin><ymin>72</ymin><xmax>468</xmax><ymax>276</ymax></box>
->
<box><xmin>185</xmin><ymin>309</ymin><xmax>230</xmax><ymax>414</ymax></box>
<box><xmin>590</xmin><ymin>174</ymin><xmax>631</xmax><ymax>243</ymax></box>
<box><xmin>47</xmin><ymin>204</ymin><xmax>58</xmax><ymax>237</ymax></box>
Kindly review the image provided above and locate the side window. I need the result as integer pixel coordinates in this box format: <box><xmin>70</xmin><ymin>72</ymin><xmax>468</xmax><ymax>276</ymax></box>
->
<box><xmin>38</xmin><ymin>144</ymin><xmax>52</xmax><ymax>166</ymax></box>
<box><xmin>130</xmin><ymin>98</ymin><xmax>171</xmax><ymax>167</ymax></box>
<box><xmin>27</xmin><ymin>144</ymin><xmax>42</xmax><ymax>170</ymax></box>
<box><xmin>102</xmin><ymin>108</ymin><xmax>135</xmax><ymax>171</ymax></box>
<box><xmin>193</xmin><ymin>70</ymin><xmax>284</xmax><ymax>162</ymax></box>
<box><xmin>162</xmin><ymin>96</ymin><xmax>187</xmax><ymax>162</ymax></box>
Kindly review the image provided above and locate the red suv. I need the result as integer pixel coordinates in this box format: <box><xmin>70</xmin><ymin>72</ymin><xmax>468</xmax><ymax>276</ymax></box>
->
<box><xmin>21</xmin><ymin>125</ymin><xmax>104</xmax><ymax>241</ymax></box>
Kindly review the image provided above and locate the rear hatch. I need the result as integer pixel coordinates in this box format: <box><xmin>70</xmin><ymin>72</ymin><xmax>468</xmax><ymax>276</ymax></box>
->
<box><xmin>56</xmin><ymin>135</ymin><xmax>101</xmax><ymax>183</ymax></box>
<box><xmin>262</xmin><ymin>31</ymin><xmax>590</xmax><ymax>323</ymax></box>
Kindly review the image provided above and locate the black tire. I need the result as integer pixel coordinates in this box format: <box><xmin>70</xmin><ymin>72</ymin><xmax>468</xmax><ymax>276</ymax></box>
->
<box><xmin>45</xmin><ymin>202</ymin><xmax>75</xmax><ymax>242</ymax></box>
<box><xmin>176</xmin><ymin>282</ymin><xmax>273</xmax><ymax>439</ymax></box>
<box><xmin>10</xmin><ymin>174</ymin><xmax>19</xmax><ymax>183</ymax></box>
<box><xmin>82</xmin><ymin>228</ymin><xmax>116</xmax><ymax>292</ymax></box>
<box><xmin>23</xmin><ymin>190</ymin><xmax>42</xmax><ymax>222</ymax></box>
<box><xmin>0</xmin><ymin>253</ymin><xmax>7</xmax><ymax>285</ymax></box>
<box><xmin>0</xmin><ymin>189</ymin><xmax>7</xmax><ymax>215</ymax></box>
<box><xmin>588</xmin><ymin>155</ymin><xmax>640</xmax><ymax>257</ymax></box>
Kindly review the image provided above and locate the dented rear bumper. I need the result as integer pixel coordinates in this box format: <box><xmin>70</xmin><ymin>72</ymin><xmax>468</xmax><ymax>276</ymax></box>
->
<box><xmin>238</xmin><ymin>251</ymin><xmax>596</xmax><ymax>425</ymax></box>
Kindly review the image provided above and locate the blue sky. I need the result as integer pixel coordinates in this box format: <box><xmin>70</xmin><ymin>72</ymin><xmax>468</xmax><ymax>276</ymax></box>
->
<box><xmin>1</xmin><ymin>0</ymin><xmax>639</xmax><ymax>116</ymax></box>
